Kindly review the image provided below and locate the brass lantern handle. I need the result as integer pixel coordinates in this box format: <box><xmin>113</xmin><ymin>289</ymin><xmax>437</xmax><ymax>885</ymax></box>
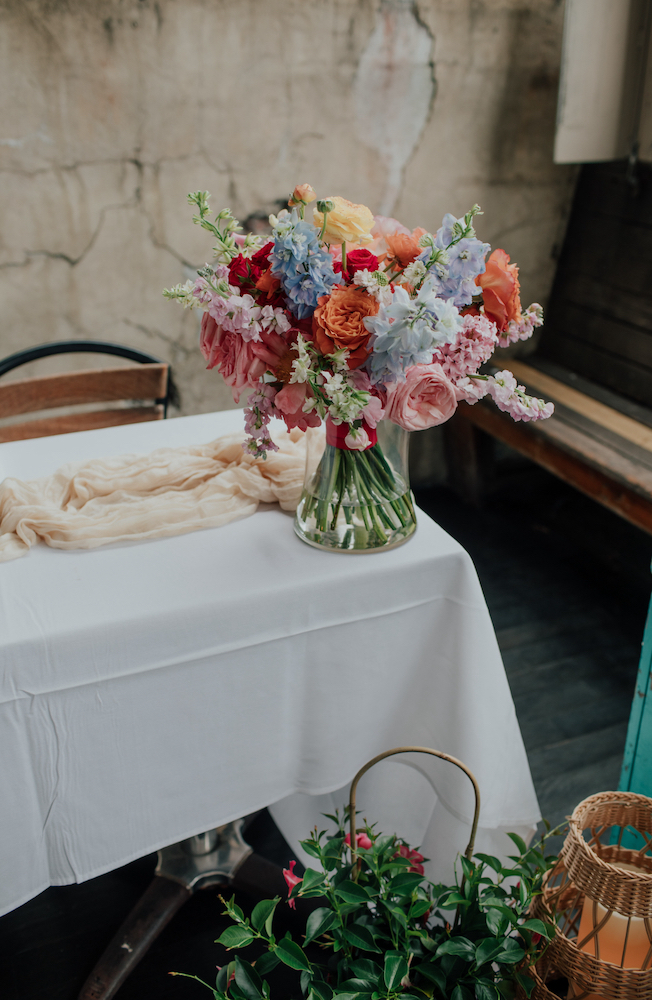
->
<box><xmin>348</xmin><ymin>745</ymin><xmax>481</xmax><ymax>867</ymax></box>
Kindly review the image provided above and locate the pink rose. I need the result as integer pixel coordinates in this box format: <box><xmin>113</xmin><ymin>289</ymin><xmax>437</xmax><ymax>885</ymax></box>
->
<box><xmin>274</xmin><ymin>382</ymin><xmax>321</xmax><ymax>432</ymax></box>
<box><xmin>384</xmin><ymin>363</ymin><xmax>457</xmax><ymax>431</ymax></box>
<box><xmin>200</xmin><ymin>312</ymin><xmax>266</xmax><ymax>402</ymax></box>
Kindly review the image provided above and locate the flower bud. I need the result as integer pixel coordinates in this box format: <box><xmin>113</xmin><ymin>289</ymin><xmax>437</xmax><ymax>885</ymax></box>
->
<box><xmin>289</xmin><ymin>183</ymin><xmax>317</xmax><ymax>207</ymax></box>
<box><xmin>316</xmin><ymin>199</ymin><xmax>334</xmax><ymax>214</ymax></box>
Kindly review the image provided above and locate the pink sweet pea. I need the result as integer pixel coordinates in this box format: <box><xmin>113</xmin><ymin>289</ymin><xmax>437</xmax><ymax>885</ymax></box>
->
<box><xmin>345</xmin><ymin>832</ymin><xmax>373</xmax><ymax>850</ymax></box>
<box><xmin>283</xmin><ymin>860</ymin><xmax>303</xmax><ymax>909</ymax></box>
<box><xmin>200</xmin><ymin>312</ymin><xmax>266</xmax><ymax>402</ymax></box>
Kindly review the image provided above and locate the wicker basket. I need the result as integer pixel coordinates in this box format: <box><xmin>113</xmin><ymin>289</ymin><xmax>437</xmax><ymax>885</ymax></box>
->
<box><xmin>532</xmin><ymin>791</ymin><xmax>652</xmax><ymax>1000</ymax></box>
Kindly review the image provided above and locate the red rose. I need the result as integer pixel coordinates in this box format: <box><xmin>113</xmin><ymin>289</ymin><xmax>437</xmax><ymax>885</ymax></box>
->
<box><xmin>335</xmin><ymin>248</ymin><xmax>379</xmax><ymax>283</ymax></box>
<box><xmin>228</xmin><ymin>243</ymin><xmax>274</xmax><ymax>291</ymax></box>
<box><xmin>250</xmin><ymin>241</ymin><xmax>274</xmax><ymax>270</ymax></box>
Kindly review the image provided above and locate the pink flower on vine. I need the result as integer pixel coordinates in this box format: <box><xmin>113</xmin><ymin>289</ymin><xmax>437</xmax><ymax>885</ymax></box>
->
<box><xmin>345</xmin><ymin>832</ymin><xmax>373</xmax><ymax>850</ymax></box>
<box><xmin>283</xmin><ymin>860</ymin><xmax>303</xmax><ymax>909</ymax></box>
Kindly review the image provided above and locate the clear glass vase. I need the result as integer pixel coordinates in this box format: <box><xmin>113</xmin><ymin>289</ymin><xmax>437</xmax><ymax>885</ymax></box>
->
<box><xmin>293</xmin><ymin>418</ymin><xmax>417</xmax><ymax>552</ymax></box>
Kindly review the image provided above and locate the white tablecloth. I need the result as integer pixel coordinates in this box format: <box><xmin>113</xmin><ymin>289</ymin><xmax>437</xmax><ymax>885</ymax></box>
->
<box><xmin>0</xmin><ymin>410</ymin><xmax>540</xmax><ymax>917</ymax></box>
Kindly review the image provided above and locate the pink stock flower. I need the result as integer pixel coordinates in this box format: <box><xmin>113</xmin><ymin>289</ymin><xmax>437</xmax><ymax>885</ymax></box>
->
<box><xmin>344</xmin><ymin>832</ymin><xmax>373</xmax><ymax>850</ymax></box>
<box><xmin>487</xmin><ymin>370</ymin><xmax>554</xmax><ymax>422</ymax></box>
<box><xmin>200</xmin><ymin>312</ymin><xmax>266</xmax><ymax>403</ymax></box>
<box><xmin>283</xmin><ymin>860</ymin><xmax>302</xmax><ymax>909</ymax></box>
<box><xmin>274</xmin><ymin>382</ymin><xmax>321</xmax><ymax>432</ymax></box>
<box><xmin>435</xmin><ymin>312</ymin><xmax>498</xmax><ymax>389</ymax></box>
<box><xmin>384</xmin><ymin>363</ymin><xmax>458</xmax><ymax>431</ymax></box>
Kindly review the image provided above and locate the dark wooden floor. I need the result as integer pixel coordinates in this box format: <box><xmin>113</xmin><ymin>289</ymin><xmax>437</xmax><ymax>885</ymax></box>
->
<box><xmin>1</xmin><ymin>452</ymin><xmax>650</xmax><ymax>1000</ymax></box>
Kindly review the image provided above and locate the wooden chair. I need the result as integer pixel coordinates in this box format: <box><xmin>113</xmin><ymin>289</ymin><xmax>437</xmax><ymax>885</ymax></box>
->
<box><xmin>0</xmin><ymin>340</ymin><xmax>178</xmax><ymax>444</ymax></box>
<box><xmin>447</xmin><ymin>160</ymin><xmax>652</xmax><ymax>536</ymax></box>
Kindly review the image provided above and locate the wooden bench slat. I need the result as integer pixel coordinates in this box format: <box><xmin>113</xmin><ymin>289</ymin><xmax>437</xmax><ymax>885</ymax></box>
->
<box><xmin>0</xmin><ymin>364</ymin><xmax>168</xmax><ymax>419</ymax></box>
<box><xmin>459</xmin><ymin>402</ymin><xmax>652</xmax><ymax>536</ymax></box>
<box><xmin>508</xmin><ymin>361</ymin><xmax>652</xmax><ymax>455</ymax></box>
<box><xmin>0</xmin><ymin>406</ymin><xmax>165</xmax><ymax>444</ymax></box>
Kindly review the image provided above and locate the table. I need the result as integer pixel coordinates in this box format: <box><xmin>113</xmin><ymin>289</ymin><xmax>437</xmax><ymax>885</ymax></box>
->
<box><xmin>0</xmin><ymin>409</ymin><xmax>540</xmax><ymax>919</ymax></box>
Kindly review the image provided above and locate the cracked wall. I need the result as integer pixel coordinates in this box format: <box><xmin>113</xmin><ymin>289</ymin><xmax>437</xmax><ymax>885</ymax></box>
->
<box><xmin>0</xmin><ymin>0</ymin><xmax>577</xmax><ymax>416</ymax></box>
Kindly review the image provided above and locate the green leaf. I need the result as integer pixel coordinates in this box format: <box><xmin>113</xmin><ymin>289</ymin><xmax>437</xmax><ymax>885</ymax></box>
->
<box><xmin>234</xmin><ymin>957</ymin><xmax>263</xmax><ymax>1000</ymax></box>
<box><xmin>486</xmin><ymin>909</ymin><xmax>508</xmax><ymax>936</ymax></box>
<box><xmin>343</xmin><ymin>924</ymin><xmax>381</xmax><ymax>953</ymax></box>
<box><xmin>309</xmin><ymin>983</ymin><xmax>334</xmax><ymax>1000</ymax></box>
<box><xmin>451</xmin><ymin>984</ymin><xmax>473</xmax><ymax>1000</ymax></box>
<box><xmin>254</xmin><ymin>952</ymin><xmax>279</xmax><ymax>976</ymax></box>
<box><xmin>460</xmin><ymin>857</ymin><xmax>475</xmax><ymax>879</ymax></box>
<box><xmin>474</xmin><ymin>854</ymin><xmax>503</xmax><ymax>873</ymax></box>
<box><xmin>216</xmin><ymin>962</ymin><xmax>235</xmax><ymax>992</ymax></box>
<box><xmin>384</xmin><ymin>951</ymin><xmax>409</xmax><ymax>991</ymax></box>
<box><xmin>519</xmin><ymin>918</ymin><xmax>551</xmax><ymax>938</ymax></box>
<box><xmin>475</xmin><ymin>984</ymin><xmax>499</xmax><ymax>1000</ymax></box>
<box><xmin>335</xmin><ymin>881</ymin><xmax>370</xmax><ymax>903</ymax></box>
<box><xmin>251</xmin><ymin>898</ymin><xmax>279</xmax><ymax>933</ymax></box>
<box><xmin>515</xmin><ymin>973</ymin><xmax>535</xmax><ymax>998</ymax></box>
<box><xmin>436</xmin><ymin>937</ymin><xmax>475</xmax><ymax>960</ymax></box>
<box><xmin>413</xmin><ymin>962</ymin><xmax>446</xmax><ymax>993</ymax></box>
<box><xmin>494</xmin><ymin>940</ymin><xmax>525</xmax><ymax>965</ymax></box>
<box><xmin>301</xmin><ymin>970</ymin><xmax>313</xmax><ymax>996</ymax></box>
<box><xmin>301</xmin><ymin>840</ymin><xmax>324</xmax><ymax>860</ymax></box>
<box><xmin>349</xmin><ymin>959</ymin><xmax>381</xmax><ymax>982</ymax></box>
<box><xmin>302</xmin><ymin>869</ymin><xmax>327</xmax><ymax>892</ymax></box>
<box><xmin>506</xmin><ymin>832</ymin><xmax>527</xmax><ymax>856</ymax></box>
<box><xmin>275</xmin><ymin>937</ymin><xmax>312</xmax><ymax>972</ymax></box>
<box><xmin>304</xmin><ymin>907</ymin><xmax>338</xmax><ymax>946</ymax></box>
<box><xmin>216</xmin><ymin>926</ymin><xmax>255</xmax><ymax>949</ymax></box>
<box><xmin>409</xmin><ymin>899</ymin><xmax>432</xmax><ymax>919</ymax></box>
<box><xmin>474</xmin><ymin>939</ymin><xmax>505</xmax><ymax>968</ymax></box>
<box><xmin>388</xmin><ymin>872</ymin><xmax>424</xmax><ymax>895</ymax></box>
<box><xmin>331</xmin><ymin>993</ymin><xmax>368</xmax><ymax>1000</ymax></box>
<box><xmin>439</xmin><ymin>892</ymin><xmax>468</xmax><ymax>907</ymax></box>
<box><xmin>337</xmin><ymin>979</ymin><xmax>376</xmax><ymax>993</ymax></box>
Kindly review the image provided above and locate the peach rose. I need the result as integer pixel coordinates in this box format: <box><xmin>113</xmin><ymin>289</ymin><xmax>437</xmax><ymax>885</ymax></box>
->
<box><xmin>476</xmin><ymin>249</ymin><xmax>522</xmax><ymax>332</ymax></box>
<box><xmin>312</xmin><ymin>285</ymin><xmax>379</xmax><ymax>368</ymax></box>
<box><xmin>384</xmin><ymin>363</ymin><xmax>457</xmax><ymax>431</ymax></box>
<box><xmin>313</xmin><ymin>196</ymin><xmax>375</xmax><ymax>246</ymax></box>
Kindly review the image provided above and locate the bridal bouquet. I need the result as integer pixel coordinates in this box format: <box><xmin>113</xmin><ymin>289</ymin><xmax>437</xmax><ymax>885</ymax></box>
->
<box><xmin>165</xmin><ymin>185</ymin><xmax>552</xmax><ymax>550</ymax></box>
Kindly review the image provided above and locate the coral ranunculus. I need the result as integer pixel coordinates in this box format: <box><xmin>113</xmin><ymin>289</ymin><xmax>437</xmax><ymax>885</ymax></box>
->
<box><xmin>313</xmin><ymin>196</ymin><xmax>375</xmax><ymax>246</ymax></box>
<box><xmin>384</xmin><ymin>229</ymin><xmax>425</xmax><ymax>270</ymax></box>
<box><xmin>312</xmin><ymin>285</ymin><xmax>379</xmax><ymax>368</ymax></box>
<box><xmin>384</xmin><ymin>363</ymin><xmax>458</xmax><ymax>431</ymax></box>
<box><xmin>476</xmin><ymin>248</ymin><xmax>522</xmax><ymax>332</ymax></box>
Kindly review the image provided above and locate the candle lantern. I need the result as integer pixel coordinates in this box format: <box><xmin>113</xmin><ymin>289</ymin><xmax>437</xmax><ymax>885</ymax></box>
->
<box><xmin>530</xmin><ymin>791</ymin><xmax>652</xmax><ymax>1000</ymax></box>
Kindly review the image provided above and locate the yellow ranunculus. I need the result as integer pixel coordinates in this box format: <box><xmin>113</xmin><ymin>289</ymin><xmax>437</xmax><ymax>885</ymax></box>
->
<box><xmin>313</xmin><ymin>196</ymin><xmax>375</xmax><ymax>246</ymax></box>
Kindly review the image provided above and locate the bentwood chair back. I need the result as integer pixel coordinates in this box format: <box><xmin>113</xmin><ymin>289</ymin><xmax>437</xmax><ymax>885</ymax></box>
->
<box><xmin>0</xmin><ymin>341</ymin><xmax>179</xmax><ymax>443</ymax></box>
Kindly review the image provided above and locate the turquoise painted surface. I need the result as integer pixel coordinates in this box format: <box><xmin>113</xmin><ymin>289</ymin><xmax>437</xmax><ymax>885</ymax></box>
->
<box><xmin>619</xmin><ymin>593</ymin><xmax>652</xmax><ymax>795</ymax></box>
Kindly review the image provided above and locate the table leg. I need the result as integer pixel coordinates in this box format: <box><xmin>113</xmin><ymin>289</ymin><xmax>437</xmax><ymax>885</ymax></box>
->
<box><xmin>77</xmin><ymin>820</ymin><xmax>257</xmax><ymax>1000</ymax></box>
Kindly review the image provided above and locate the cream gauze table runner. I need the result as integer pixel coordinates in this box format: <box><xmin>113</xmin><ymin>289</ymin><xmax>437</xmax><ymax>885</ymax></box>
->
<box><xmin>0</xmin><ymin>427</ymin><xmax>311</xmax><ymax>562</ymax></box>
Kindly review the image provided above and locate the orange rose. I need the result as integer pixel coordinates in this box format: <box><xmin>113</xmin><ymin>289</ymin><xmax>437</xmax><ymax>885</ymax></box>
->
<box><xmin>312</xmin><ymin>285</ymin><xmax>379</xmax><ymax>368</ymax></box>
<box><xmin>476</xmin><ymin>249</ymin><xmax>522</xmax><ymax>332</ymax></box>
<box><xmin>384</xmin><ymin>227</ymin><xmax>427</xmax><ymax>270</ymax></box>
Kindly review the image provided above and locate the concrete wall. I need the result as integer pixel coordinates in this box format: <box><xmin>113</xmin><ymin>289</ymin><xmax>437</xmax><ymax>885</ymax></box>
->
<box><xmin>0</xmin><ymin>0</ymin><xmax>577</xmax><ymax>416</ymax></box>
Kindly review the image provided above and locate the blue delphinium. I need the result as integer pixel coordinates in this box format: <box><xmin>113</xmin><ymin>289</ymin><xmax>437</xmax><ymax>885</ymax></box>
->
<box><xmin>363</xmin><ymin>279</ymin><xmax>463</xmax><ymax>385</ymax></box>
<box><xmin>269</xmin><ymin>210</ymin><xmax>341</xmax><ymax>319</ymax></box>
<box><xmin>418</xmin><ymin>210</ymin><xmax>490</xmax><ymax>309</ymax></box>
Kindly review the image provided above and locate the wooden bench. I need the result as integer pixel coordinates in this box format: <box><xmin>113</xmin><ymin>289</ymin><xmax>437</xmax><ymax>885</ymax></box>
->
<box><xmin>448</xmin><ymin>160</ymin><xmax>652</xmax><ymax>537</ymax></box>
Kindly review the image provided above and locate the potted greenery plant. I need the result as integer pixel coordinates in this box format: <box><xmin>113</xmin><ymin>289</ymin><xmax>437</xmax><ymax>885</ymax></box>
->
<box><xmin>172</xmin><ymin>812</ymin><xmax>558</xmax><ymax>1000</ymax></box>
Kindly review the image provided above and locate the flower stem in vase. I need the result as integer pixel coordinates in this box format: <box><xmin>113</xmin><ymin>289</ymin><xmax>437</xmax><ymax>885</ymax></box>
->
<box><xmin>294</xmin><ymin>419</ymin><xmax>418</xmax><ymax>552</ymax></box>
